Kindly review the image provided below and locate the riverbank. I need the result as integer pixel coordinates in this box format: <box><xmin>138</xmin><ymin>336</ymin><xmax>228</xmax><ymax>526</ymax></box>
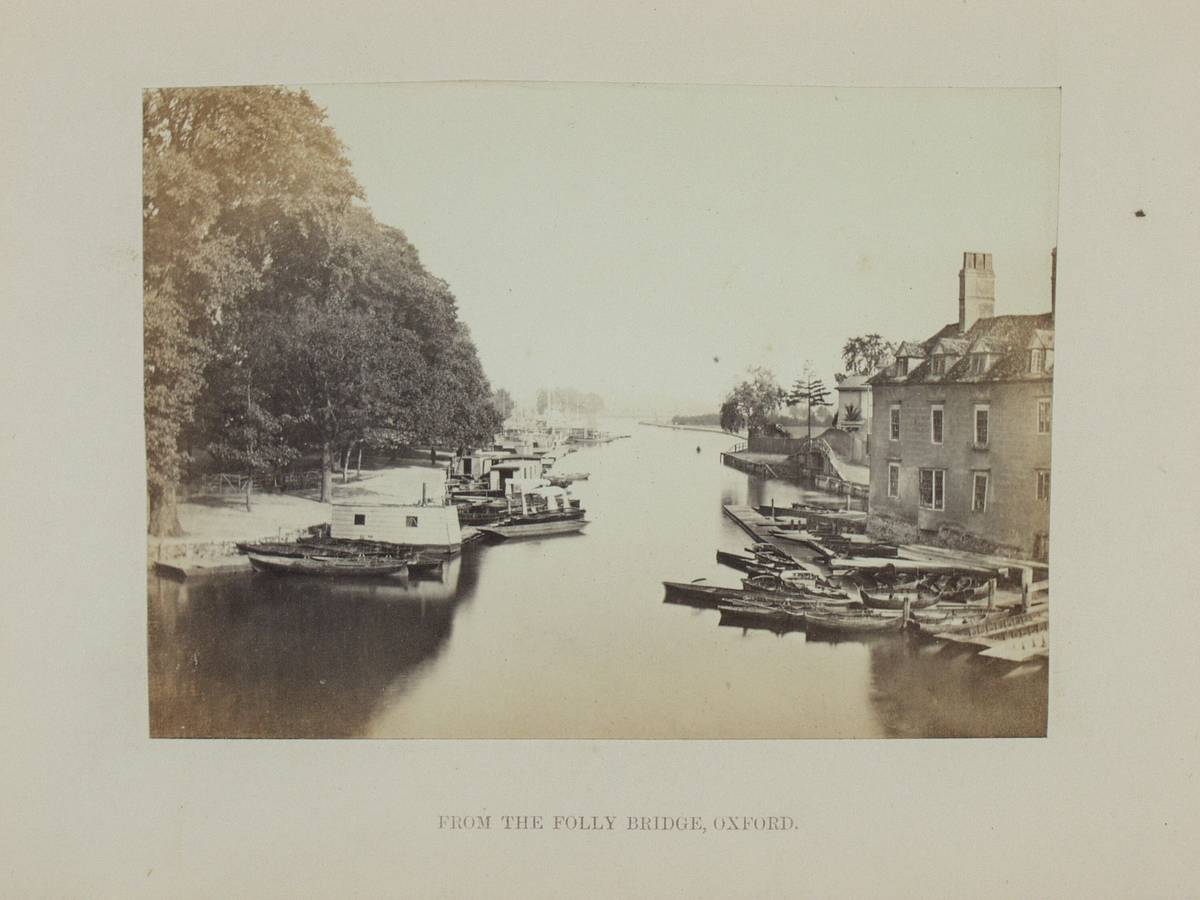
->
<box><xmin>148</xmin><ymin>463</ymin><xmax>450</xmax><ymax>566</ymax></box>
<box><xmin>639</xmin><ymin>420</ymin><xmax>741</xmax><ymax>438</ymax></box>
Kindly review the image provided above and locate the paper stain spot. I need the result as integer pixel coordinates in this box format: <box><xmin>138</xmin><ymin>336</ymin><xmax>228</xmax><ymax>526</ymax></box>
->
<box><xmin>1135</xmin><ymin>209</ymin><xmax>1146</xmax><ymax>217</ymax></box>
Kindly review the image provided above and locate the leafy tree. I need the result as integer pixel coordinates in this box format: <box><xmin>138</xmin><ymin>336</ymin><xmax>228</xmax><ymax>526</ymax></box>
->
<box><xmin>721</xmin><ymin>368</ymin><xmax>786</xmax><ymax>436</ymax></box>
<box><xmin>145</xmin><ymin>86</ymin><xmax>501</xmax><ymax>526</ymax></box>
<box><xmin>143</xmin><ymin>86</ymin><xmax>362</xmax><ymax>534</ymax></box>
<box><xmin>719</xmin><ymin>397</ymin><xmax>745</xmax><ymax>434</ymax></box>
<box><xmin>788</xmin><ymin>365</ymin><xmax>832</xmax><ymax>442</ymax></box>
<box><xmin>492</xmin><ymin>388</ymin><xmax>516</xmax><ymax>421</ymax></box>
<box><xmin>841</xmin><ymin>334</ymin><xmax>895</xmax><ymax>377</ymax></box>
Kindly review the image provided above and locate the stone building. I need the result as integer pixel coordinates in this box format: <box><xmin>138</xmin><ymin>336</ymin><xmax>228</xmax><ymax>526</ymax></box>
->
<box><xmin>867</xmin><ymin>252</ymin><xmax>1053</xmax><ymax>560</ymax></box>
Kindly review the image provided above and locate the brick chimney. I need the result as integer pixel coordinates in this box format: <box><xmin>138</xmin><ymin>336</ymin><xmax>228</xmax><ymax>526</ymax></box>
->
<box><xmin>959</xmin><ymin>252</ymin><xmax>994</xmax><ymax>332</ymax></box>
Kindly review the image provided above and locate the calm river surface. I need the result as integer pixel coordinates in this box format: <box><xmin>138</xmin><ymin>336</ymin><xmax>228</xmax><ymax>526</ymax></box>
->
<box><xmin>149</xmin><ymin>421</ymin><xmax>1047</xmax><ymax>739</ymax></box>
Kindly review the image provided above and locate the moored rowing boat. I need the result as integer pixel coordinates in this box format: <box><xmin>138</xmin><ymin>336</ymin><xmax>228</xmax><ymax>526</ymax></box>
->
<box><xmin>246</xmin><ymin>552</ymin><xmax>409</xmax><ymax>578</ymax></box>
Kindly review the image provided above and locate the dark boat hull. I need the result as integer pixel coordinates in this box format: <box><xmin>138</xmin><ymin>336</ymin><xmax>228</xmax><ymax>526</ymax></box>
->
<box><xmin>717</xmin><ymin>602</ymin><xmax>807</xmax><ymax>633</ymax></box>
<box><xmin>805</xmin><ymin>611</ymin><xmax>904</xmax><ymax>634</ymax></box>
<box><xmin>663</xmin><ymin>581</ymin><xmax>853</xmax><ymax>610</ymax></box>
<box><xmin>247</xmin><ymin>553</ymin><xmax>409</xmax><ymax>578</ymax></box>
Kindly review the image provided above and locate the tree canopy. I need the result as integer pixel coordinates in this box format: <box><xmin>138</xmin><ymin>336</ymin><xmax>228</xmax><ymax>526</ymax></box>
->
<box><xmin>144</xmin><ymin>87</ymin><xmax>501</xmax><ymax>535</ymax></box>
<box><xmin>720</xmin><ymin>368</ymin><xmax>786</xmax><ymax>435</ymax></box>
<box><xmin>840</xmin><ymin>334</ymin><xmax>895</xmax><ymax>377</ymax></box>
<box><xmin>788</xmin><ymin>366</ymin><xmax>832</xmax><ymax>441</ymax></box>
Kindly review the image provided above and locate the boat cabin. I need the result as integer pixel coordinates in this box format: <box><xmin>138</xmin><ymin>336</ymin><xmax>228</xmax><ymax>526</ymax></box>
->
<box><xmin>488</xmin><ymin>457</ymin><xmax>544</xmax><ymax>494</ymax></box>
<box><xmin>330</xmin><ymin>502</ymin><xmax>462</xmax><ymax>553</ymax></box>
<box><xmin>451</xmin><ymin>450</ymin><xmax>510</xmax><ymax>480</ymax></box>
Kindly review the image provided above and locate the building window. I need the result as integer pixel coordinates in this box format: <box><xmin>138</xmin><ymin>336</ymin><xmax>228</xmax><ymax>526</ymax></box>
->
<box><xmin>896</xmin><ymin>358</ymin><xmax>908</xmax><ymax>376</ymax></box>
<box><xmin>1038</xmin><ymin>398</ymin><xmax>1052</xmax><ymax>434</ymax></box>
<box><xmin>930</xmin><ymin>405</ymin><xmax>944</xmax><ymax>444</ymax></box>
<box><xmin>353</xmin><ymin>514</ymin><xmax>366</xmax><ymax>526</ymax></box>
<box><xmin>406</xmin><ymin>516</ymin><xmax>419</xmax><ymax>527</ymax></box>
<box><xmin>930</xmin><ymin>356</ymin><xmax>944</xmax><ymax>376</ymax></box>
<box><xmin>974</xmin><ymin>406</ymin><xmax>990</xmax><ymax>446</ymax></box>
<box><xmin>1031</xmin><ymin>348</ymin><xmax>1045</xmax><ymax>372</ymax></box>
<box><xmin>890</xmin><ymin>405</ymin><xmax>901</xmax><ymax>441</ymax></box>
<box><xmin>972</xmin><ymin>472</ymin><xmax>988</xmax><ymax>511</ymax></box>
<box><xmin>1036</xmin><ymin>470</ymin><xmax>1051</xmax><ymax>502</ymax></box>
<box><xmin>918</xmin><ymin>468</ymin><xmax>945</xmax><ymax>511</ymax></box>
<box><xmin>888</xmin><ymin>463</ymin><xmax>900</xmax><ymax>498</ymax></box>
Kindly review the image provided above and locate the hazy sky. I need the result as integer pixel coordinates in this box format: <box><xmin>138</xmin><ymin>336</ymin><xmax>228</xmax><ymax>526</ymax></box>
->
<box><xmin>302</xmin><ymin>83</ymin><xmax>1060</xmax><ymax>415</ymax></box>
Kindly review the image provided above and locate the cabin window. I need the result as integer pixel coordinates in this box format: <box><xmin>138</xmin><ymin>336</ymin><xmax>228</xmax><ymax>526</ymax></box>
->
<box><xmin>1037</xmin><ymin>470</ymin><xmax>1051</xmax><ymax>502</ymax></box>
<box><xmin>918</xmin><ymin>468</ymin><xmax>945</xmax><ymax>511</ymax></box>
<box><xmin>930</xmin><ymin>405</ymin><xmax>944</xmax><ymax>444</ymax></box>
<box><xmin>972</xmin><ymin>472</ymin><xmax>988</xmax><ymax>511</ymax></box>
<box><xmin>887</xmin><ymin>463</ymin><xmax>900</xmax><ymax>499</ymax></box>
<box><xmin>890</xmin><ymin>405</ymin><xmax>901</xmax><ymax>441</ymax></box>
<box><xmin>974</xmin><ymin>406</ymin><xmax>990</xmax><ymax>447</ymax></box>
<box><xmin>1031</xmin><ymin>348</ymin><xmax>1045</xmax><ymax>373</ymax></box>
<box><xmin>354</xmin><ymin>514</ymin><xmax>366</xmax><ymax>526</ymax></box>
<box><xmin>406</xmin><ymin>516</ymin><xmax>419</xmax><ymax>527</ymax></box>
<box><xmin>1038</xmin><ymin>399</ymin><xmax>1052</xmax><ymax>434</ymax></box>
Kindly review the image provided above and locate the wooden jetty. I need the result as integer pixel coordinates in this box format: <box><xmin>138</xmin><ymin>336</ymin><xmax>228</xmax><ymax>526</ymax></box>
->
<box><xmin>721</xmin><ymin>505</ymin><xmax>812</xmax><ymax>565</ymax></box>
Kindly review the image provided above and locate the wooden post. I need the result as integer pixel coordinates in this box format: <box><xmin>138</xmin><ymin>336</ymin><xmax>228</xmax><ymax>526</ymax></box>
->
<box><xmin>988</xmin><ymin>578</ymin><xmax>996</xmax><ymax>610</ymax></box>
<box><xmin>902</xmin><ymin>596</ymin><xmax>911</xmax><ymax>627</ymax></box>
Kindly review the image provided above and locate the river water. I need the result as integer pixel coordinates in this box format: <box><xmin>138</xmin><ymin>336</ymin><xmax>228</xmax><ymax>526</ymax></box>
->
<box><xmin>148</xmin><ymin>421</ymin><xmax>1047</xmax><ymax>739</ymax></box>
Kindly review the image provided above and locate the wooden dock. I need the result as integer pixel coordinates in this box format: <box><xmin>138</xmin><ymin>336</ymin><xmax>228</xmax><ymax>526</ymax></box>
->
<box><xmin>722</xmin><ymin>505</ymin><xmax>818</xmax><ymax>564</ymax></box>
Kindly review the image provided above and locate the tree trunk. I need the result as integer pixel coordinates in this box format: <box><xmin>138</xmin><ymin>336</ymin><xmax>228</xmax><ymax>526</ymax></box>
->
<box><xmin>148</xmin><ymin>482</ymin><xmax>184</xmax><ymax>537</ymax></box>
<box><xmin>342</xmin><ymin>445</ymin><xmax>352</xmax><ymax>483</ymax></box>
<box><xmin>356</xmin><ymin>446</ymin><xmax>363</xmax><ymax>477</ymax></box>
<box><xmin>320</xmin><ymin>442</ymin><xmax>333</xmax><ymax>503</ymax></box>
<box><xmin>245</xmin><ymin>472</ymin><xmax>253</xmax><ymax>513</ymax></box>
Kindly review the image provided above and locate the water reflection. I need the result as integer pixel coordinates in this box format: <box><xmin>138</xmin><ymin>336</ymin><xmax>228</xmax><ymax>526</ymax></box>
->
<box><xmin>866</xmin><ymin>634</ymin><xmax>1048</xmax><ymax>738</ymax></box>
<box><xmin>148</xmin><ymin>556</ymin><xmax>477</xmax><ymax>737</ymax></box>
<box><xmin>148</xmin><ymin>422</ymin><xmax>1046</xmax><ymax>739</ymax></box>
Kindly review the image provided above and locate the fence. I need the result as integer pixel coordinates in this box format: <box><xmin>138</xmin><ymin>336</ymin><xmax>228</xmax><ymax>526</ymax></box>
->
<box><xmin>746</xmin><ymin>435</ymin><xmax>809</xmax><ymax>455</ymax></box>
<box><xmin>195</xmin><ymin>469</ymin><xmax>324</xmax><ymax>496</ymax></box>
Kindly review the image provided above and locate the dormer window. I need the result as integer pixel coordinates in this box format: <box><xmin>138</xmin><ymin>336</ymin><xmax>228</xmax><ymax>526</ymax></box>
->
<box><xmin>969</xmin><ymin>354</ymin><xmax>990</xmax><ymax>375</ymax></box>
<box><xmin>1030</xmin><ymin>348</ymin><xmax>1045</xmax><ymax>372</ymax></box>
<box><xmin>930</xmin><ymin>356</ymin><xmax>945</xmax><ymax>375</ymax></box>
<box><xmin>896</xmin><ymin>358</ymin><xmax>908</xmax><ymax>376</ymax></box>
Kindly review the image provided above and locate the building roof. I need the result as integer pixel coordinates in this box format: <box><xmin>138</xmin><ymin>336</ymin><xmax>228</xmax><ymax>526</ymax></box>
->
<box><xmin>893</xmin><ymin>340</ymin><xmax>928</xmax><ymax>359</ymax></box>
<box><xmin>869</xmin><ymin>312</ymin><xmax>1054</xmax><ymax>386</ymax></box>
<box><xmin>835</xmin><ymin>374</ymin><xmax>872</xmax><ymax>391</ymax></box>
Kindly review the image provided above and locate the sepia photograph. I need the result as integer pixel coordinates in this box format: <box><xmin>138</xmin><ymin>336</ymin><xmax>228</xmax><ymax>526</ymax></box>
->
<box><xmin>4</xmin><ymin>1</ymin><xmax>1198</xmax><ymax>896</ymax></box>
<box><xmin>146</xmin><ymin>83</ymin><xmax>1058</xmax><ymax>738</ymax></box>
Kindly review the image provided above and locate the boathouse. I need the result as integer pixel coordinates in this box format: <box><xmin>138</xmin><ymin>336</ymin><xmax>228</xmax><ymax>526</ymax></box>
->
<box><xmin>330</xmin><ymin>502</ymin><xmax>463</xmax><ymax>553</ymax></box>
<box><xmin>867</xmin><ymin>252</ymin><xmax>1053</xmax><ymax>560</ymax></box>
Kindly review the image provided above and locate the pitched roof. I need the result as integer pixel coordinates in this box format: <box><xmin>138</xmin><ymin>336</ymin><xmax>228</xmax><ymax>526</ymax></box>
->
<box><xmin>931</xmin><ymin>337</ymin><xmax>971</xmax><ymax>356</ymax></box>
<box><xmin>893</xmin><ymin>340</ymin><xmax>928</xmax><ymax>358</ymax></box>
<box><xmin>870</xmin><ymin>313</ymin><xmax>1054</xmax><ymax>385</ymax></box>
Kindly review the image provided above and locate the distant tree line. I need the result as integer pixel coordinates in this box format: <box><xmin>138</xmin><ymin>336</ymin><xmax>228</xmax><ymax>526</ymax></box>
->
<box><xmin>536</xmin><ymin>387</ymin><xmax>605</xmax><ymax>417</ymax></box>
<box><xmin>144</xmin><ymin>87</ymin><xmax>501</xmax><ymax>536</ymax></box>
<box><xmin>670</xmin><ymin>413</ymin><xmax>722</xmax><ymax>427</ymax></box>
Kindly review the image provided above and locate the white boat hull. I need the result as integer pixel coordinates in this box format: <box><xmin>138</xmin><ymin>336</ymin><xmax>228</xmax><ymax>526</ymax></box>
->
<box><xmin>479</xmin><ymin>519</ymin><xmax>589</xmax><ymax>539</ymax></box>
